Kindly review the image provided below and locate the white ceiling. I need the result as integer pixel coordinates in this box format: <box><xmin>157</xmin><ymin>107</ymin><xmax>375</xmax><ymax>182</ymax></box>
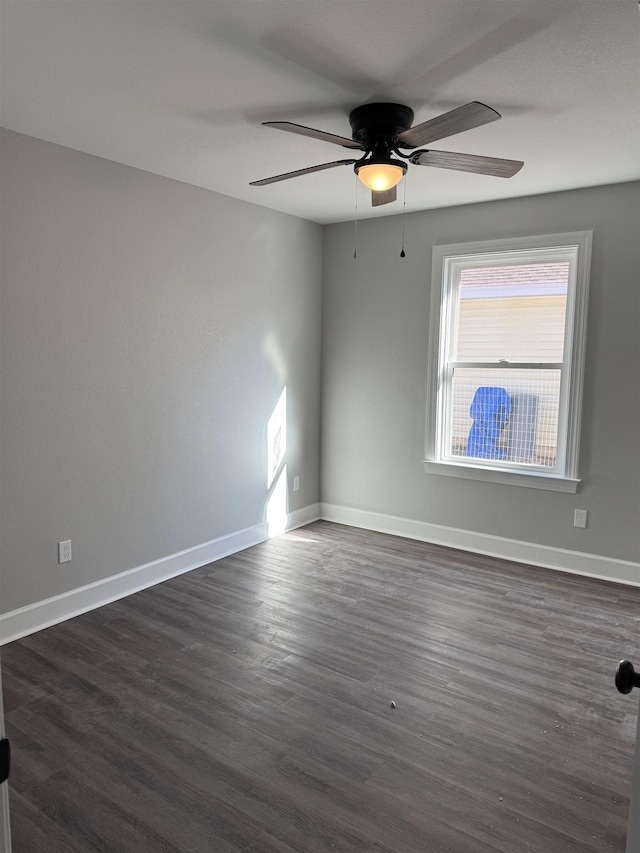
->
<box><xmin>1</xmin><ymin>1</ymin><xmax>638</xmax><ymax>225</ymax></box>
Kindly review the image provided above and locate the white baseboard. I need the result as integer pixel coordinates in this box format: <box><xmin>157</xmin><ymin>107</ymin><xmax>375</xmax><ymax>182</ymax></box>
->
<box><xmin>320</xmin><ymin>503</ymin><xmax>640</xmax><ymax>588</ymax></box>
<box><xmin>3</xmin><ymin>500</ymin><xmax>635</xmax><ymax>645</ymax></box>
<box><xmin>0</xmin><ymin>503</ymin><xmax>320</xmax><ymax>646</ymax></box>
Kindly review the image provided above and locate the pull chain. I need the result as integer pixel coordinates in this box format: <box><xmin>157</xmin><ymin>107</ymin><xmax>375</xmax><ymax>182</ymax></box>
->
<box><xmin>353</xmin><ymin>175</ymin><xmax>359</xmax><ymax>259</ymax></box>
<box><xmin>400</xmin><ymin>175</ymin><xmax>407</xmax><ymax>258</ymax></box>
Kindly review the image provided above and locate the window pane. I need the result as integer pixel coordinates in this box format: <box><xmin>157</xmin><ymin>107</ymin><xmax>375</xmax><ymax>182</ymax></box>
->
<box><xmin>455</xmin><ymin>263</ymin><xmax>568</xmax><ymax>363</ymax></box>
<box><xmin>448</xmin><ymin>367</ymin><xmax>561</xmax><ymax>468</ymax></box>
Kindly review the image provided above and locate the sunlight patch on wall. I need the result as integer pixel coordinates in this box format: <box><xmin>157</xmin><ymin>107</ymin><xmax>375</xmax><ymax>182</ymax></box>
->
<box><xmin>265</xmin><ymin>387</ymin><xmax>288</xmax><ymax>537</ymax></box>
<box><xmin>266</xmin><ymin>465</ymin><xmax>288</xmax><ymax>538</ymax></box>
<box><xmin>267</xmin><ymin>388</ymin><xmax>286</xmax><ymax>489</ymax></box>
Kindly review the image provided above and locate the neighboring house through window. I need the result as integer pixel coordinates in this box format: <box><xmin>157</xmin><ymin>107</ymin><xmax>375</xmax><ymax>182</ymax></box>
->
<box><xmin>424</xmin><ymin>231</ymin><xmax>592</xmax><ymax>492</ymax></box>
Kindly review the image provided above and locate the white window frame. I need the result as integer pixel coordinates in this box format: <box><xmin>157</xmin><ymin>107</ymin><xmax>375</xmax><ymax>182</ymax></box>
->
<box><xmin>424</xmin><ymin>231</ymin><xmax>592</xmax><ymax>493</ymax></box>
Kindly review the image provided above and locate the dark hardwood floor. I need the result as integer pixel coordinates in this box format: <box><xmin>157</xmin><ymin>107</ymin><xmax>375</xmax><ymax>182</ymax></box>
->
<box><xmin>2</xmin><ymin>521</ymin><xmax>639</xmax><ymax>852</ymax></box>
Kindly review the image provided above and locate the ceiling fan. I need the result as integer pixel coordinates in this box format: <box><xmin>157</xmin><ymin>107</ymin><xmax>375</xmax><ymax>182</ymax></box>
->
<box><xmin>250</xmin><ymin>101</ymin><xmax>523</xmax><ymax>206</ymax></box>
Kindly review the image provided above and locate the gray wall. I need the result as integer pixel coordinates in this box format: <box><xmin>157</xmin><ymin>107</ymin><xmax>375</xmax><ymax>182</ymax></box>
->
<box><xmin>1</xmin><ymin>129</ymin><xmax>323</xmax><ymax>613</ymax></box>
<box><xmin>2</xmin><ymin>130</ymin><xmax>638</xmax><ymax>620</ymax></box>
<box><xmin>321</xmin><ymin>182</ymin><xmax>640</xmax><ymax>563</ymax></box>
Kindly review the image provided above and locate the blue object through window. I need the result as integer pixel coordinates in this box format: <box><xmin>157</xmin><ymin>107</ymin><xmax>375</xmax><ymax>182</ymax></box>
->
<box><xmin>466</xmin><ymin>386</ymin><xmax>512</xmax><ymax>459</ymax></box>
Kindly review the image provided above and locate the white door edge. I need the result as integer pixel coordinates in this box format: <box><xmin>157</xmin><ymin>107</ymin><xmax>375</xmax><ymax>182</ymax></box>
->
<box><xmin>627</xmin><ymin>696</ymin><xmax>640</xmax><ymax>853</ymax></box>
<box><xmin>0</xmin><ymin>660</ymin><xmax>11</xmax><ymax>853</ymax></box>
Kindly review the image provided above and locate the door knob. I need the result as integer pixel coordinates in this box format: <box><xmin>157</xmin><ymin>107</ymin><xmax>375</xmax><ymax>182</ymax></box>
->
<box><xmin>615</xmin><ymin>660</ymin><xmax>640</xmax><ymax>694</ymax></box>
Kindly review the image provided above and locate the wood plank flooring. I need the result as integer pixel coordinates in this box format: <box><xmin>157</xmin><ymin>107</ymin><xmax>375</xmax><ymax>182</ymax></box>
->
<box><xmin>2</xmin><ymin>521</ymin><xmax>640</xmax><ymax>852</ymax></box>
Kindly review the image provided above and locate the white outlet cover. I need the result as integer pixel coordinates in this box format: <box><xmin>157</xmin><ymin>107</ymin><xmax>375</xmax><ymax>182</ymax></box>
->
<box><xmin>58</xmin><ymin>540</ymin><xmax>72</xmax><ymax>563</ymax></box>
<box><xmin>573</xmin><ymin>510</ymin><xmax>588</xmax><ymax>529</ymax></box>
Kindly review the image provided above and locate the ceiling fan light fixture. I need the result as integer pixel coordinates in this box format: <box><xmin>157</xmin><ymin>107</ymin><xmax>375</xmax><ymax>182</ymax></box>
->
<box><xmin>356</xmin><ymin>160</ymin><xmax>406</xmax><ymax>192</ymax></box>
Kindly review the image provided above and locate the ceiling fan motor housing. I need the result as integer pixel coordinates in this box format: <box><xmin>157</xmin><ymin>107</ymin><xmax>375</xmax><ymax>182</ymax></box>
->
<box><xmin>348</xmin><ymin>103</ymin><xmax>415</xmax><ymax>149</ymax></box>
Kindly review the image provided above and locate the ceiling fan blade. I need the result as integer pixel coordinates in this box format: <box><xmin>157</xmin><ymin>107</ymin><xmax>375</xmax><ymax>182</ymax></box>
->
<box><xmin>411</xmin><ymin>149</ymin><xmax>523</xmax><ymax>178</ymax></box>
<box><xmin>263</xmin><ymin>121</ymin><xmax>362</xmax><ymax>149</ymax></box>
<box><xmin>371</xmin><ymin>186</ymin><xmax>397</xmax><ymax>207</ymax></box>
<box><xmin>250</xmin><ymin>159</ymin><xmax>357</xmax><ymax>186</ymax></box>
<box><xmin>397</xmin><ymin>102</ymin><xmax>501</xmax><ymax>149</ymax></box>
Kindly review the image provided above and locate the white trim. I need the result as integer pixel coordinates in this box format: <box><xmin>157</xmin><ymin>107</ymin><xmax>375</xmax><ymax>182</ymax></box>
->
<box><xmin>4</xmin><ymin>498</ymin><xmax>635</xmax><ymax>646</ymax></box>
<box><xmin>320</xmin><ymin>503</ymin><xmax>640</xmax><ymax>587</ymax></box>
<box><xmin>0</xmin><ymin>503</ymin><xmax>320</xmax><ymax>646</ymax></box>
<box><xmin>423</xmin><ymin>460</ymin><xmax>580</xmax><ymax>493</ymax></box>
<box><xmin>565</xmin><ymin>231</ymin><xmax>592</xmax><ymax>478</ymax></box>
<box><xmin>287</xmin><ymin>503</ymin><xmax>321</xmax><ymax>531</ymax></box>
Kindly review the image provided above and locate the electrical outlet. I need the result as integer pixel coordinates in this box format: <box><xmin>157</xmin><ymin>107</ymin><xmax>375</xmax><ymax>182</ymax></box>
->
<box><xmin>58</xmin><ymin>540</ymin><xmax>72</xmax><ymax>563</ymax></box>
<box><xmin>293</xmin><ymin>476</ymin><xmax>300</xmax><ymax>492</ymax></box>
<box><xmin>573</xmin><ymin>510</ymin><xmax>588</xmax><ymax>529</ymax></box>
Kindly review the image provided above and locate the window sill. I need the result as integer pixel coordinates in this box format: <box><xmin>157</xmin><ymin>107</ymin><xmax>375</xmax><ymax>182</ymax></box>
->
<box><xmin>423</xmin><ymin>460</ymin><xmax>580</xmax><ymax>493</ymax></box>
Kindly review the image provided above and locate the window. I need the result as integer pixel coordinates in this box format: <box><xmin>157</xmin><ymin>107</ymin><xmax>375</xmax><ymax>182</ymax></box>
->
<box><xmin>424</xmin><ymin>232</ymin><xmax>592</xmax><ymax>492</ymax></box>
